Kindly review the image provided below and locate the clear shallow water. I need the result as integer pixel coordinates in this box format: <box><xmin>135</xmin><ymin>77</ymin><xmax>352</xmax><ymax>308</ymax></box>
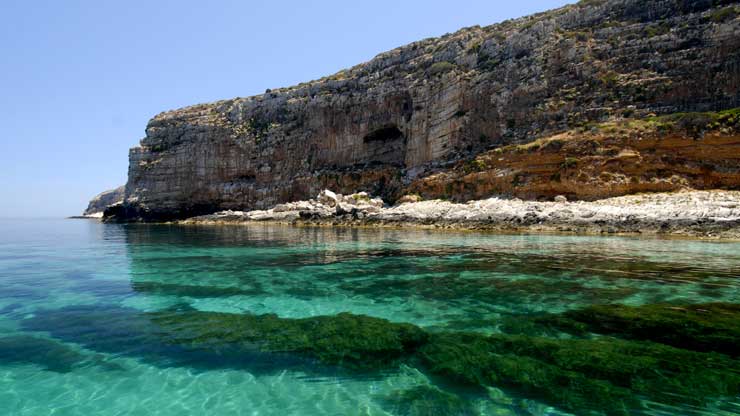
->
<box><xmin>1</xmin><ymin>219</ymin><xmax>739</xmax><ymax>415</ymax></box>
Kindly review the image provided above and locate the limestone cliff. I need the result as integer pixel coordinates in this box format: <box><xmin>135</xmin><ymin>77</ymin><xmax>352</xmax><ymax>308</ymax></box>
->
<box><xmin>408</xmin><ymin>109</ymin><xmax>740</xmax><ymax>201</ymax></box>
<box><xmin>83</xmin><ymin>186</ymin><xmax>125</xmax><ymax>216</ymax></box>
<box><xmin>107</xmin><ymin>0</ymin><xmax>740</xmax><ymax>221</ymax></box>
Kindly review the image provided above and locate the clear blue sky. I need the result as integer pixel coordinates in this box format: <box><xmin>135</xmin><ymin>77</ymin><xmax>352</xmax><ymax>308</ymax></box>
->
<box><xmin>0</xmin><ymin>0</ymin><xmax>573</xmax><ymax>218</ymax></box>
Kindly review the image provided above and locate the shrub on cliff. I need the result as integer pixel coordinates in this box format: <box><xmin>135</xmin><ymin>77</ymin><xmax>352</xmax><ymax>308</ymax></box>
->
<box><xmin>711</xmin><ymin>6</ymin><xmax>738</xmax><ymax>23</ymax></box>
<box><xmin>428</xmin><ymin>61</ymin><xmax>456</xmax><ymax>76</ymax></box>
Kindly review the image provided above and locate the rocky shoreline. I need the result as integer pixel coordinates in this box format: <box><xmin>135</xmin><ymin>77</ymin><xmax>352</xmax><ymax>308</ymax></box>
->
<box><xmin>178</xmin><ymin>190</ymin><xmax>740</xmax><ymax>239</ymax></box>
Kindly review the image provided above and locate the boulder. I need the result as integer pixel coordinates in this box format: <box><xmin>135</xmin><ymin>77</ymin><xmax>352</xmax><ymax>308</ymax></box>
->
<box><xmin>396</xmin><ymin>194</ymin><xmax>423</xmax><ymax>205</ymax></box>
<box><xmin>317</xmin><ymin>190</ymin><xmax>339</xmax><ymax>207</ymax></box>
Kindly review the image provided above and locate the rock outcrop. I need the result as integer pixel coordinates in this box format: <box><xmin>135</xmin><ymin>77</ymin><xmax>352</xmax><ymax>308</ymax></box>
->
<box><xmin>184</xmin><ymin>190</ymin><xmax>385</xmax><ymax>223</ymax></box>
<box><xmin>408</xmin><ymin>109</ymin><xmax>740</xmax><ymax>201</ymax></box>
<box><xmin>107</xmin><ymin>0</ymin><xmax>740</xmax><ymax>221</ymax></box>
<box><xmin>83</xmin><ymin>186</ymin><xmax>124</xmax><ymax>216</ymax></box>
<box><xmin>181</xmin><ymin>189</ymin><xmax>740</xmax><ymax>238</ymax></box>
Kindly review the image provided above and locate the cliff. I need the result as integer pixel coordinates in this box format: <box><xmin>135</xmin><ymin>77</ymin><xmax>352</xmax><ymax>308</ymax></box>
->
<box><xmin>106</xmin><ymin>0</ymin><xmax>740</xmax><ymax>221</ymax></box>
<box><xmin>83</xmin><ymin>186</ymin><xmax>125</xmax><ymax>216</ymax></box>
<box><xmin>409</xmin><ymin>109</ymin><xmax>740</xmax><ymax>201</ymax></box>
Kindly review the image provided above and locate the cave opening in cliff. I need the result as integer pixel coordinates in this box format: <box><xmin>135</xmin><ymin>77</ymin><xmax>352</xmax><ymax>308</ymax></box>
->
<box><xmin>361</xmin><ymin>125</ymin><xmax>407</xmax><ymax>167</ymax></box>
<box><xmin>363</xmin><ymin>126</ymin><xmax>404</xmax><ymax>143</ymax></box>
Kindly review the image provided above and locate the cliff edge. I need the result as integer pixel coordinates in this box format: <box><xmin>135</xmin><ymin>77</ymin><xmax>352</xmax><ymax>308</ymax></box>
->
<box><xmin>83</xmin><ymin>186</ymin><xmax>125</xmax><ymax>217</ymax></box>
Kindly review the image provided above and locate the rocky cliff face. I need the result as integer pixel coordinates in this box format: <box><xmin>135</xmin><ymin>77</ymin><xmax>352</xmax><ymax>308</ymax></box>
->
<box><xmin>409</xmin><ymin>109</ymin><xmax>740</xmax><ymax>201</ymax></box>
<box><xmin>83</xmin><ymin>186</ymin><xmax>125</xmax><ymax>216</ymax></box>
<box><xmin>108</xmin><ymin>0</ymin><xmax>740</xmax><ymax>221</ymax></box>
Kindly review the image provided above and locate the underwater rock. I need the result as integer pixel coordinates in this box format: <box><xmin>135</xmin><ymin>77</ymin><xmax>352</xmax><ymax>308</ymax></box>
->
<box><xmin>377</xmin><ymin>385</ymin><xmax>478</xmax><ymax>416</ymax></box>
<box><xmin>0</xmin><ymin>335</ymin><xmax>114</xmax><ymax>373</ymax></box>
<box><xmin>149</xmin><ymin>310</ymin><xmax>429</xmax><ymax>369</ymax></box>
<box><xmin>418</xmin><ymin>333</ymin><xmax>638</xmax><ymax>415</ymax></box>
<box><xmin>417</xmin><ymin>332</ymin><xmax>740</xmax><ymax>415</ymax></box>
<box><xmin>130</xmin><ymin>281</ymin><xmax>266</xmax><ymax>298</ymax></box>
<box><xmin>543</xmin><ymin>302</ymin><xmax>740</xmax><ymax>356</ymax></box>
<box><xmin>22</xmin><ymin>303</ymin><xmax>740</xmax><ymax>414</ymax></box>
<box><xmin>340</xmin><ymin>275</ymin><xmax>636</xmax><ymax>310</ymax></box>
<box><xmin>22</xmin><ymin>305</ymin><xmax>184</xmax><ymax>362</ymax></box>
<box><xmin>23</xmin><ymin>305</ymin><xmax>427</xmax><ymax>371</ymax></box>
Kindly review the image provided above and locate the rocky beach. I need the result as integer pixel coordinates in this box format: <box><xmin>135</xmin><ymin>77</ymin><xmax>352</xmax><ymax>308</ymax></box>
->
<box><xmin>178</xmin><ymin>189</ymin><xmax>740</xmax><ymax>238</ymax></box>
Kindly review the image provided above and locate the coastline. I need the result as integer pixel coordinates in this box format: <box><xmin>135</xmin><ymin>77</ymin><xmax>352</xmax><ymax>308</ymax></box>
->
<box><xmin>175</xmin><ymin>190</ymin><xmax>740</xmax><ymax>240</ymax></box>
<box><xmin>67</xmin><ymin>213</ymin><xmax>104</xmax><ymax>220</ymax></box>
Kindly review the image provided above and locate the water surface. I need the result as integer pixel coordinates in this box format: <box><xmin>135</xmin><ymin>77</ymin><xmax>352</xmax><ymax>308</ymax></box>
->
<box><xmin>1</xmin><ymin>219</ymin><xmax>739</xmax><ymax>415</ymax></box>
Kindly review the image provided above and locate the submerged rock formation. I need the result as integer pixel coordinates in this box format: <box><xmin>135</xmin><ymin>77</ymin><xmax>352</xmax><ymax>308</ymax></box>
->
<box><xmin>82</xmin><ymin>186</ymin><xmax>124</xmax><ymax>216</ymax></box>
<box><xmin>25</xmin><ymin>302</ymin><xmax>740</xmax><ymax>415</ymax></box>
<box><xmin>538</xmin><ymin>302</ymin><xmax>740</xmax><ymax>356</ymax></box>
<box><xmin>105</xmin><ymin>0</ymin><xmax>740</xmax><ymax>221</ymax></box>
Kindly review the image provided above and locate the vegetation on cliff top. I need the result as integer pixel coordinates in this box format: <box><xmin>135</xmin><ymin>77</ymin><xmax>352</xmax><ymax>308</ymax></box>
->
<box><xmin>514</xmin><ymin>107</ymin><xmax>740</xmax><ymax>162</ymax></box>
<box><xmin>409</xmin><ymin>107</ymin><xmax>740</xmax><ymax>202</ymax></box>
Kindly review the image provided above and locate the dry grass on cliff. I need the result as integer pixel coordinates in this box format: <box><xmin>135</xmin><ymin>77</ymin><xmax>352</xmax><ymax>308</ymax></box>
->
<box><xmin>408</xmin><ymin>108</ymin><xmax>740</xmax><ymax>202</ymax></box>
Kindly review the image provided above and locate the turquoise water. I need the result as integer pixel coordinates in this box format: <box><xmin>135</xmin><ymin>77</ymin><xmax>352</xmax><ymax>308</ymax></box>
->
<box><xmin>1</xmin><ymin>219</ymin><xmax>739</xmax><ymax>415</ymax></box>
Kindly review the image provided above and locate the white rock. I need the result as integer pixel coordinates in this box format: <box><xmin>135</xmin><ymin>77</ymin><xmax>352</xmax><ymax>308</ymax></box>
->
<box><xmin>317</xmin><ymin>190</ymin><xmax>338</xmax><ymax>207</ymax></box>
<box><xmin>335</xmin><ymin>203</ymin><xmax>356</xmax><ymax>215</ymax></box>
<box><xmin>273</xmin><ymin>200</ymin><xmax>314</xmax><ymax>212</ymax></box>
<box><xmin>184</xmin><ymin>190</ymin><xmax>740</xmax><ymax>237</ymax></box>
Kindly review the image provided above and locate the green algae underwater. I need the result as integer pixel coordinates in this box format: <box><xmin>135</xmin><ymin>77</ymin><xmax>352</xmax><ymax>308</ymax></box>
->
<box><xmin>2</xmin><ymin>219</ymin><xmax>740</xmax><ymax>415</ymax></box>
<box><xmin>21</xmin><ymin>302</ymin><xmax>740</xmax><ymax>415</ymax></box>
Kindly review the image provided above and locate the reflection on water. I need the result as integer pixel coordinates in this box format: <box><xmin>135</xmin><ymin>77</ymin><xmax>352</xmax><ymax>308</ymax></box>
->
<box><xmin>0</xmin><ymin>219</ymin><xmax>739</xmax><ymax>415</ymax></box>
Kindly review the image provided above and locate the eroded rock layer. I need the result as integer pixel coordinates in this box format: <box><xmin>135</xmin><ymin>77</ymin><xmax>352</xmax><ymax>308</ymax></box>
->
<box><xmin>409</xmin><ymin>109</ymin><xmax>740</xmax><ymax>201</ymax></box>
<box><xmin>111</xmin><ymin>0</ymin><xmax>740</xmax><ymax>221</ymax></box>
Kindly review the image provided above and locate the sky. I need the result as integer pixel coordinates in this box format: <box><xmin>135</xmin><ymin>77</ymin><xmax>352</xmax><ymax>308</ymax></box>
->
<box><xmin>0</xmin><ymin>0</ymin><xmax>574</xmax><ymax>218</ymax></box>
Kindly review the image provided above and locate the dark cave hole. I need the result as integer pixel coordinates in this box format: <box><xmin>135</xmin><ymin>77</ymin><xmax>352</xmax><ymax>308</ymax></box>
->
<box><xmin>363</xmin><ymin>126</ymin><xmax>404</xmax><ymax>143</ymax></box>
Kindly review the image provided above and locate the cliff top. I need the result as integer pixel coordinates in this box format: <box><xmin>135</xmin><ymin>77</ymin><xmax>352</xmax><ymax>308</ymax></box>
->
<box><xmin>149</xmin><ymin>0</ymin><xmax>739</xmax><ymax>126</ymax></box>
